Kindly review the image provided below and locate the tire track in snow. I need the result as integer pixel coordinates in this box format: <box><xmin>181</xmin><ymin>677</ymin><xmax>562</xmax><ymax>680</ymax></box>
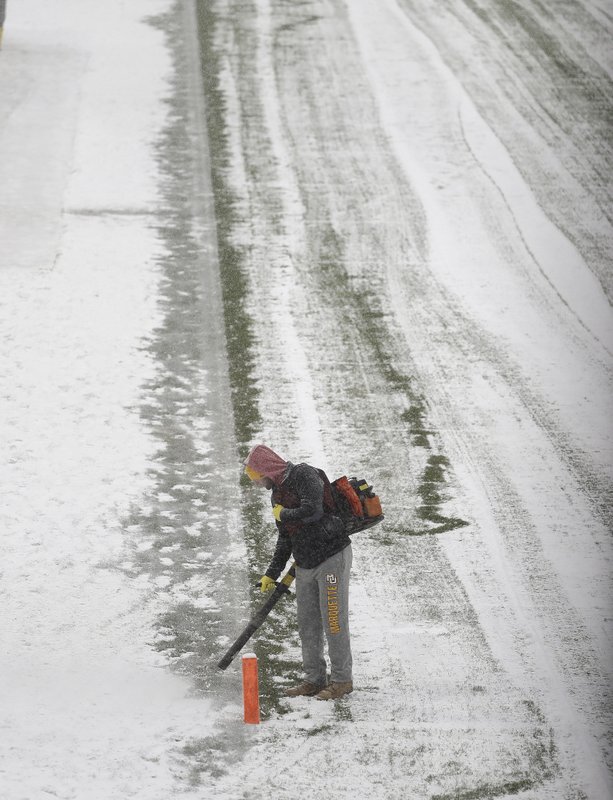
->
<box><xmin>347</xmin><ymin>0</ymin><xmax>613</xmax><ymax>530</ymax></box>
<box><xmin>397</xmin><ymin>0</ymin><xmax>613</xmax><ymax>304</ymax></box>
<box><xmin>273</xmin><ymin>3</ymin><xmax>564</xmax><ymax>794</ymax></box>
<box><xmin>193</xmin><ymin>0</ymin><xmax>611</xmax><ymax>797</ymax></box>
<box><xmin>203</xmin><ymin>0</ymin><xmax>562</xmax><ymax>797</ymax></box>
<box><xmin>346</xmin><ymin>0</ymin><xmax>612</xmax><ymax>796</ymax></box>
<box><xmin>403</xmin><ymin>0</ymin><xmax>613</xmax><ymax>310</ymax></box>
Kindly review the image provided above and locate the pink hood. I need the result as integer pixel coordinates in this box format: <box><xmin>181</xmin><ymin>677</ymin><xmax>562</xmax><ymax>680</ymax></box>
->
<box><xmin>245</xmin><ymin>444</ymin><xmax>289</xmax><ymax>485</ymax></box>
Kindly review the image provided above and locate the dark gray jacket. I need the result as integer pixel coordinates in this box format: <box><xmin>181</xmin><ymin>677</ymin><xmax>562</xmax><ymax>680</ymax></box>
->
<box><xmin>264</xmin><ymin>462</ymin><xmax>350</xmax><ymax>576</ymax></box>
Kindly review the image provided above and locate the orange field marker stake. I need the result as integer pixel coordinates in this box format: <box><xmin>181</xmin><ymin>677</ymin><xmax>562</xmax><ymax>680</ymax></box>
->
<box><xmin>242</xmin><ymin>653</ymin><xmax>260</xmax><ymax>724</ymax></box>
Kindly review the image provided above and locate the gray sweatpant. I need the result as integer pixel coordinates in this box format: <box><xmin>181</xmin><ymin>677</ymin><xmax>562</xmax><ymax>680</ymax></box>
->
<box><xmin>295</xmin><ymin>545</ymin><xmax>353</xmax><ymax>685</ymax></box>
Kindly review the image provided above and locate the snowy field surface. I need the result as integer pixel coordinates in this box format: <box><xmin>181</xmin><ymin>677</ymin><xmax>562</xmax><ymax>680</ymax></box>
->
<box><xmin>0</xmin><ymin>1</ymin><xmax>611</xmax><ymax>799</ymax></box>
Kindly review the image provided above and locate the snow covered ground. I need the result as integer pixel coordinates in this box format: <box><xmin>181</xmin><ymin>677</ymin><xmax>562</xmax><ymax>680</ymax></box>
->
<box><xmin>1</xmin><ymin>0</ymin><xmax>611</xmax><ymax>798</ymax></box>
<box><xmin>0</xmin><ymin>2</ymin><xmax>221</xmax><ymax>798</ymax></box>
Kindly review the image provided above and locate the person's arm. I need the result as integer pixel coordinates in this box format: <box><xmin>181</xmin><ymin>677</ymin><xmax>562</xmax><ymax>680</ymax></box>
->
<box><xmin>280</xmin><ymin>465</ymin><xmax>324</xmax><ymax>523</ymax></box>
<box><xmin>264</xmin><ymin>531</ymin><xmax>292</xmax><ymax>580</ymax></box>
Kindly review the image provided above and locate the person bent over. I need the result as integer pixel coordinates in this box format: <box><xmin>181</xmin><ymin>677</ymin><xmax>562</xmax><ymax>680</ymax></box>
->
<box><xmin>244</xmin><ymin>444</ymin><xmax>353</xmax><ymax>701</ymax></box>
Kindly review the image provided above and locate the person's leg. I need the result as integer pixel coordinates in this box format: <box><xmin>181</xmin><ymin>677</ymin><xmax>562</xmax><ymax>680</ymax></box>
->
<box><xmin>295</xmin><ymin>564</ymin><xmax>327</xmax><ymax>686</ymax></box>
<box><xmin>317</xmin><ymin>545</ymin><xmax>353</xmax><ymax>684</ymax></box>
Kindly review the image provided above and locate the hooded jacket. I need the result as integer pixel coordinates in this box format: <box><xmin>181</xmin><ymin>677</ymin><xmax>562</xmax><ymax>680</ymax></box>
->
<box><xmin>245</xmin><ymin>444</ymin><xmax>289</xmax><ymax>486</ymax></box>
<box><xmin>265</xmin><ymin>461</ymin><xmax>350</xmax><ymax>576</ymax></box>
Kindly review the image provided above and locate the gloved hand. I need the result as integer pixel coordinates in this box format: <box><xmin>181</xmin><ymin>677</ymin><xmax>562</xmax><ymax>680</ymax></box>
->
<box><xmin>272</xmin><ymin>504</ymin><xmax>284</xmax><ymax>522</ymax></box>
<box><xmin>259</xmin><ymin>575</ymin><xmax>276</xmax><ymax>593</ymax></box>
